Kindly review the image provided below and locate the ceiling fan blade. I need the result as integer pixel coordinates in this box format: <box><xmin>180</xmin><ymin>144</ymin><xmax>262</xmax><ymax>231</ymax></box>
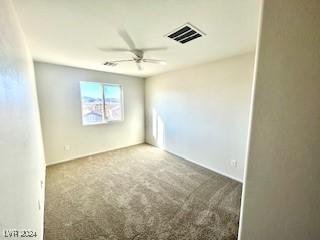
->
<box><xmin>136</xmin><ymin>62</ymin><xmax>143</xmax><ymax>71</ymax></box>
<box><xmin>104</xmin><ymin>59</ymin><xmax>135</xmax><ymax>66</ymax></box>
<box><xmin>143</xmin><ymin>59</ymin><xmax>167</xmax><ymax>65</ymax></box>
<box><xmin>111</xmin><ymin>59</ymin><xmax>135</xmax><ymax>63</ymax></box>
<box><xmin>118</xmin><ymin>30</ymin><xmax>136</xmax><ymax>51</ymax></box>
<box><xmin>99</xmin><ymin>47</ymin><xmax>131</xmax><ymax>52</ymax></box>
<box><xmin>140</xmin><ymin>47</ymin><xmax>168</xmax><ymax>52</ymax></box>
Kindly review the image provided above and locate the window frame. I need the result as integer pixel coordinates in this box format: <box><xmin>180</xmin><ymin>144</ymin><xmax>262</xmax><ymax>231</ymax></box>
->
<box><xmin>80</xmin><ymin>81</ymin><xmax>124</xmax><ymax>126</ymax></box>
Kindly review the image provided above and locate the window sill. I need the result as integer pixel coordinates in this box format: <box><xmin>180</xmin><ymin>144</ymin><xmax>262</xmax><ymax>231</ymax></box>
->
<box><xmin>82</xmin><ymin>119</ymin><xmax>124</xmax><ymax>126</ymax></box>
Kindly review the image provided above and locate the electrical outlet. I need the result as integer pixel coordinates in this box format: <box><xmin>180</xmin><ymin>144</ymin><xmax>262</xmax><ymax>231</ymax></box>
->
<box><xmin>64</xmin><ymin>145</ymin><xmax>70</xmax><ymax>151</ymax></box>
<box><xmin>231</xmin><ymin>160</ymin><xmax>238</xmax><ymax>168</ymax></box>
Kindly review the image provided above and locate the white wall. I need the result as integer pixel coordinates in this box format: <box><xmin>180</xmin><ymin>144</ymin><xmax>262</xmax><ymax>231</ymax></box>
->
<box><xmin>34</xmin><ymin>62</ymin><xmax>145</xmax><ymax>165</ymax></box>
<box><xmin>239</xmin><ymin>0</ymin><xmax>320</xmax><ymax>239</ymax></box>
<box><xmin>145</xmin><ymin>53</ymin><xmax>255</xmax><ymax>181</ymax></box>
<box><xmin>0</xmin><ymin>0</ymin><xmax>45</xmax><ymax>239</ymax></box>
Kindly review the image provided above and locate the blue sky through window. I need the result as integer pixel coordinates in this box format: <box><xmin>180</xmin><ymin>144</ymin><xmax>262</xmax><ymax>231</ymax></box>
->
<box><xmin>80</xmin><ymin>82</ymin><xmax>102</xmax><ymax>99</ymax></box>
<box><xmin>104</xmin><ymin>85</ymin><xmax>121</xmax><ymax>99</ymax></box>
<box><xmin>80</xmin><ymin>82</ymin><xmax>121</xmax><ymax>99</ymax></box>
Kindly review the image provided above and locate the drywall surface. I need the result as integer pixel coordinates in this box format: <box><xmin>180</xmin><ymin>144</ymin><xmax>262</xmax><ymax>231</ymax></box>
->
<box><xmin>145</xmin><ymin>53</ymin><xmax>255</xmax><ymax>181</ymax></box>
<box><xmin>34</xmin><ymin>62</ymin><xmax>145</xmax><ymax>165</ymax></box>
<box><xmin>0</xmin><ymin>0</ymin><xmax>45</xmax><ymax>239</ymax></box>
<box><xmin>239</xmin><ymin>0</ymin><xmax>320</xmax><ymax>239</ymax></box>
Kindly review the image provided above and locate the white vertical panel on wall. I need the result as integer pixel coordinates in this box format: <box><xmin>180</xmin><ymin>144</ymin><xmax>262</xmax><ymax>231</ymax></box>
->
<box><xmin>239</xmin><ymin>0</ymin><xmax>320</xmax><ymax>239</ymax></box>
<box><xmin>0</xmin><ymin>0</ymin><xmax>45</xmax><ymax>239</ymax></box>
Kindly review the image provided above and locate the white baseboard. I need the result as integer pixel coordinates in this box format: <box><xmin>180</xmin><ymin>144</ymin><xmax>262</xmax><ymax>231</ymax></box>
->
<box><xmin>181</xmin><ymin>155</ymin><xmax>243</xmax><ymax>183</ymax></box>
<box><xmin>147</xmin><ymin>143</ymin><xmax>243</xmax><ymax>183</ymax></box>
<box><xmin>46</xmin><ymin>142</ymin><xmax>145</xmax><ymax>167</ymax></box>
<box><xmin>47</xmin><ymin>142</ymin><xmax>243</xmax><ymax>183</ymax></box>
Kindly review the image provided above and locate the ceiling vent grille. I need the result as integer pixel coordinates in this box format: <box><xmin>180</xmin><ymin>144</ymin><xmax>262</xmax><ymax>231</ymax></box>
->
<box><xmin>165</xmin><ymin>23</ymin><xmax>205</xmax><ymax>44</ymax></box>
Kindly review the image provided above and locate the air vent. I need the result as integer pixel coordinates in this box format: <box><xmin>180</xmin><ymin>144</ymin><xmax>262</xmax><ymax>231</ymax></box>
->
<box><xmin>165</xmin><ymin>23</ymin><xmax>205</xmax><ymax>44</ymax></box>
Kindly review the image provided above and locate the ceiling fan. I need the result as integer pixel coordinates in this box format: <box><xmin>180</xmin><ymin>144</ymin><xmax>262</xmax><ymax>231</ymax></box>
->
<box><xmin>100</xmin><ymin>30</ymin><xmax>167</xmax><ymax>71</ymax></box>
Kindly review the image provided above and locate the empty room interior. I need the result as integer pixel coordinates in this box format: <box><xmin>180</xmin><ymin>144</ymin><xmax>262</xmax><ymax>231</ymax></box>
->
<box><xmin>1</xmin><ymin>0</ymin><xmax>320</xmax><ymax>239</ymax></box>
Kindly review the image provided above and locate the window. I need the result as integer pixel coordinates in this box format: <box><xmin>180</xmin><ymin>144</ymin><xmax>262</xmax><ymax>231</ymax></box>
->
<box><xmin>104</xmin><ymin>84</ymin><xmax>123</xmax><ymax>122</ymax></box>
<box><xmin>80</xmin><ymin>82</ymin><xmax>123</xmax><ymax>125</ymax></box>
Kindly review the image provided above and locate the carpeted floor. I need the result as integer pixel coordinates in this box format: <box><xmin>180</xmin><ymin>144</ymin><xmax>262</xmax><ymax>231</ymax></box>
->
<box><xmin>45</xmin><ymin>144</ymin><xmax>242</xmax><ymax>240</ymax></box>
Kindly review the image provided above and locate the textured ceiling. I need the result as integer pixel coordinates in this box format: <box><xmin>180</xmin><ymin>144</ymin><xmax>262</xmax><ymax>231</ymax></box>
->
<box><xmin>13</xmin><ymin>0</ymin><xmax>261</xmax><ymax>77</ymax></box>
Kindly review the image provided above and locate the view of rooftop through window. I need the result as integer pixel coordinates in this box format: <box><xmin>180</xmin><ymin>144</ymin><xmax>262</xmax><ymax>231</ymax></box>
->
<box><xmin>80</xmin><ymin>82</ymin><xmax>123</xmax><ymax>125</ymax></box>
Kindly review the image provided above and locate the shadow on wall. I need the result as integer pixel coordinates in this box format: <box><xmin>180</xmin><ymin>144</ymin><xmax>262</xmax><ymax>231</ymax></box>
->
<box><xmin>152</xmin><ymin>108</ymin><xmax>165</xmax><ymax>148</ymax></box>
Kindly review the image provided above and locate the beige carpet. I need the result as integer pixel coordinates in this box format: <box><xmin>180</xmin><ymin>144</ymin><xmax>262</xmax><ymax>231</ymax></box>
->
<box><xmin>45</xmin><ymin>144</ymin><xmax>242</xmax><ymax>240</ymax></box>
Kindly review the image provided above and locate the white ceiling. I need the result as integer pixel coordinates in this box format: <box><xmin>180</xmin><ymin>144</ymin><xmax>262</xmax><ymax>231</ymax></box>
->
<box><xmin>13</xmin><ymin>0</ymin><xmax>261</xmax><ymax>77</ymax></box>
